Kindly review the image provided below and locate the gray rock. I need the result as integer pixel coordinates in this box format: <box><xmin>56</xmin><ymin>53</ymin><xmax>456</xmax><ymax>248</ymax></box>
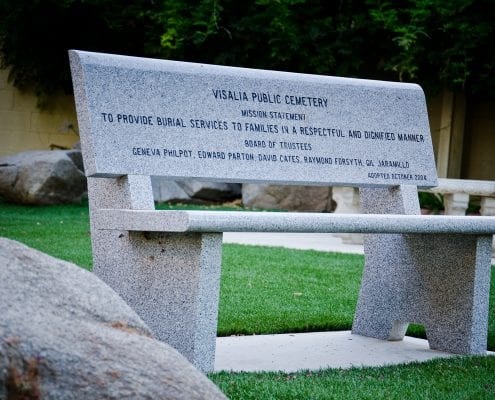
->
<box><xmin>0</xmin><ymin>238</ymin><xmax>227</xmax><ymax>400</ymax></box>
<box><xmin>72</xmin><ymin>141</ymin><xmax>82</xmax><ymax>150</ymax></box>
<box><xmin>65</xmin><ymin>149</ymin><xmax>85</xmax><ymax>172</ymax></box>
<box><xmin>151</xmin><ymin>179</ymin><xmax>242</xmax><ymax>204</ymax></box>
<box><xmin>242</xmin><ymin>183</ymin><xmax>333</xmax><ymax>211</ymax></box>
<box><xmin>178</xmin><ymin>180</ymin><xmax>241</xmax><ymax>202</ymax></box>
<box><xmin>151</xmin><ymin>177</ymin><xmax>192</xmax><ymax>203</ymax></box>
<box><xmin>0</xmin><ymin>150</ymin><xmax>87</xmax><ymax>204</ymax></box>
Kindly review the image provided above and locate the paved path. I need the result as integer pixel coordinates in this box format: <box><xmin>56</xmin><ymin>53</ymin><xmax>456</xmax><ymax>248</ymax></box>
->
<box><xmin>223</xmin><ymin>232</ymin><xmax>364</xmax><ymax>254</ymax></box>
<box><xmin>215</xmin><ymin>331</ymin><xmax>461</xmax><ymax>373</ymax></box>
<box><xmin>216</xmin><ymin>232</ymin><xmax>493</xmax><ymax>372</ymax></box>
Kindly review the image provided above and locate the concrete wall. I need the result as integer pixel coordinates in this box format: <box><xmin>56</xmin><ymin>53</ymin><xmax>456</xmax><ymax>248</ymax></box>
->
<box><xmin>0</xmin><ymin>69</ymin><xmax>79</xmax><ymax>157</ymax></box>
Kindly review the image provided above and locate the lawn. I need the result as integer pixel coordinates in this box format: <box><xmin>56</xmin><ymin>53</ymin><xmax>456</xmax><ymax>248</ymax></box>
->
<box><xmin>1</xmin><ymin>200</ymin><xmax>494</xmax><ymax>399</ymax></box>
<box><xmin>211</xmin><ymin>357</ymin><xmax>495</xmax><ymax>400</ymax></box>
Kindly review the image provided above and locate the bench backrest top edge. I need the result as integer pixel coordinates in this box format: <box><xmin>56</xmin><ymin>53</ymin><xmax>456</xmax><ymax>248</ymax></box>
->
<box><xmin>70</xmin><ymin>50</ymin><xmax>422</xmax><ymax>91</ymax></box>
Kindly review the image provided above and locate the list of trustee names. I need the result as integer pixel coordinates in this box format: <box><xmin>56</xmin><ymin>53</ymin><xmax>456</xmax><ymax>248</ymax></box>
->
<box><xmin>97</xmin><ymin>88</ymin><xmax>429</xmax><ymax>182</ymax></box>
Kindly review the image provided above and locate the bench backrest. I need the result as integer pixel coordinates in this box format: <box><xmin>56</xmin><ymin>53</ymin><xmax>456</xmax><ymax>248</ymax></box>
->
<box><xmin>70</xmin><ymin>50</ymin><xmax>438</xmax><ymax>189</ymax></box>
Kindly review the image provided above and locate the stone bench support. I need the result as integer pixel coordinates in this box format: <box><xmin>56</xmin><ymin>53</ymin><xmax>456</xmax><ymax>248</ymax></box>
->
<box><xmin>88</xmin><ymin>176</ymin><xmax>223</xmax><ymax>372</ymax></box>
<box><xmin>352</xmin><ymin>186</ymin><xmax>492</xmax><ymax>354</ymax></box>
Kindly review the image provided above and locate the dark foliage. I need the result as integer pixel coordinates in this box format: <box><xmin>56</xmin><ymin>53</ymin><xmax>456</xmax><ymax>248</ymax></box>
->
<box><xmin>1</xmin><ymin>0</ymin><xmax>494</xmax><ymax>104</ymax></box>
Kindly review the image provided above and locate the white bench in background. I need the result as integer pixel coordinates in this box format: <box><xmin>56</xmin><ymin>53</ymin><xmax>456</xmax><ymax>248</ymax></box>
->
<box><xmin>424</xmin><ymin>178</ymin><xmax>495</xmax><ymax>216</ymax></box>
<box><xmin>333</xmin><ymin>179</ymin><xmax>495</xmax><ymax>253</ymax></box>
<box><xmin>70</xmin><ymin>50</ymin><xmax>495</xmax><ymax>372</ymax></box>
<box><xmin>334</xmin><ymin>179</ymin><xmax>495</xmax><ymax>216</ymax></box>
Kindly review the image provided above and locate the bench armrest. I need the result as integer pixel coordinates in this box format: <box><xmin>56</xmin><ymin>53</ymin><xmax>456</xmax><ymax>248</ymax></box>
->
<box><xmin>93</xmin><ymin>209</ymin><xmax>495</xmax><ymax>234</ymax></box>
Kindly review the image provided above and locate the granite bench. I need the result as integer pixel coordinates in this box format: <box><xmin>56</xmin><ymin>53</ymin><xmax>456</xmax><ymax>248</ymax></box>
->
<box><xmin>70</xmin><ymin>50</ymin><xmax>495</xmax><ymax>372</ymax></box>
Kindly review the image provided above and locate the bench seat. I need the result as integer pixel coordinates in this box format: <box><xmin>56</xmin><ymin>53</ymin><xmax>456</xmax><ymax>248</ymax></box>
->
<box><xmin>94</xmin><ymin>209</ymin><xmax>495</xmax><ymax>234</ymax></box>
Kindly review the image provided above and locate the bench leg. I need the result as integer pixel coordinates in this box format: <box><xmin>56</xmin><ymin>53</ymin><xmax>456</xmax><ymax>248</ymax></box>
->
<box><xmin>352</xmin><ymin>233</ymin><xmax>492</xmax><ymax>354</ymax></box>
<box><xmin>87</xmin><ymin>176</ymin><xmax>222</xmax><ymax>372</ymax></box>
<box><xmin>93</xmin><ymin>230</ymin><xmax>222</xmax><ymax>372</ymax></box>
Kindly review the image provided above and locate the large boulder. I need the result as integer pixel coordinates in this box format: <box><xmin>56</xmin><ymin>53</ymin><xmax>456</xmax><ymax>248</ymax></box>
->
<box><xmin>151</xmin><ymin>177</ymin><xmax>193</xmax><ymax>203</ymax></box>
<box><xmin>0</xmin><ymin>238</ymin><xmax>226</xmax><ymax>400</ymax></box>
<box><xmin>242</xmin><ymin>183</ymin><xmax>333</xmax><ymax>211</ymax></box>
<box><xmin>151</xmin><ymin>179</ymin><xmax>241</xmax><ymax>204</ymax></box>
<box><xmin>0</xmin><ymin>150</ymin><xmax>87</xmax><ymax>204</ymax></box>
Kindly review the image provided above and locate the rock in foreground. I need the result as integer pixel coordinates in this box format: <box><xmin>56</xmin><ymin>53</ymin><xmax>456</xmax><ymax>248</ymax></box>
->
<box><xmin>0</xmin><ymin>238</ymin><xmax>226</xmax><ymax>400</ymax></box>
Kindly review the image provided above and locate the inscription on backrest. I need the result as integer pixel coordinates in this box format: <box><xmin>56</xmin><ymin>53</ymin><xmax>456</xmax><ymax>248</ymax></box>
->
<box><xmin>70</xmin><ymin>50</ymin><xmax>438</xmax><ymax>188</ymax></box>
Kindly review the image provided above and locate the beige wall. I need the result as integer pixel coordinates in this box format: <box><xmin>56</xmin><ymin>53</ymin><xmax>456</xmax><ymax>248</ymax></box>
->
<box><xmin>0</xmin><ymin>68</ymin><xmax>79</xmax><ymax>157</ymax></box>
<box><xmin>462</xmin><ymin>100</ymin><xmax>495</xmax><ymax>180</ymax></box>
<box><xmin>427</xmin><ymin>93</ymin><xmax>442</xmax><ymax>159</ymax></box>
<box><xmin>428</xmin><ymin>89</ymin><xmax>495</xmax><ymax>181</ymax></box>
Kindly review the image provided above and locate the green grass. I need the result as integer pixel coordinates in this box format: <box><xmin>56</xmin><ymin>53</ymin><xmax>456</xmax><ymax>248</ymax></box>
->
<box><xmin>0</xmin><ymin>201</ymin><xmax>93</xmax><ymax>268</ymax></box>
<box><xmin>219</xmin><ymin>244</ymin><xmax>362</xmax><ymax>335</ymax></box>
<box><xmin>210</xmin><ymin>356</ymin><xmax>495</xmax><ymax>400</ymax></box>
<box><xmin>2</xmin><ymin>201</ymin><xmax>495</xmax><ymax>399</ymax></box>
<box><xmin>219</xmin><ymin>244</ymin><xmax>495</xmax><ymax>351</ymax></box>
